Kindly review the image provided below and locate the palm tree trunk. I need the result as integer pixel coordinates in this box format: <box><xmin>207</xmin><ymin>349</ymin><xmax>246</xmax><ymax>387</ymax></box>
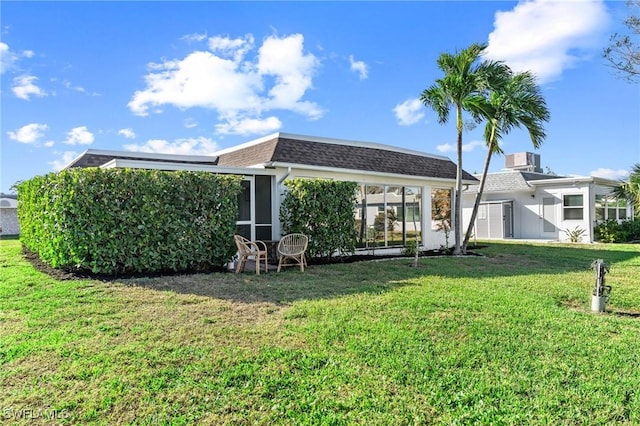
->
<box><xmin>453</xmin><ymin>105</ymin><xmax>463</xmax><ymax>255</ymax></box>
<box><xmin>463</xmin><ymin>128</ymin><xmax>496</xmax><ymax>251</ymax></box>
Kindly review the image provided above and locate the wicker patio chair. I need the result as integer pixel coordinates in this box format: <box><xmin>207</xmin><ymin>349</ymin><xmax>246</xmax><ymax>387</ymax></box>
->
<box><xmin>277</xmin><ymin>233</ymin><xmax>308</xmax><ymax>272</ymax></box>
<box><xmin>234</xmin><ymin>235</ymin><xmax>269</xmax><ymax>274</ymax></box>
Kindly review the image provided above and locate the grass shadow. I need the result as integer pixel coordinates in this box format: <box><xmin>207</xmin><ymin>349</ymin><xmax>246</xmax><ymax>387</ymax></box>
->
<box><xmin>119</xmin><ymin>259</ymin><xmax>429</xmax><ymax>305</ymax></box>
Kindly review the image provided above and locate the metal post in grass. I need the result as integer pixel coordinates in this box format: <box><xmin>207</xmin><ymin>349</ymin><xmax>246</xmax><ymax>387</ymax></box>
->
<box><xmin>590</xmin><ymin>259</ymin><xmax>611</xmax><ymax>313</ymax></box>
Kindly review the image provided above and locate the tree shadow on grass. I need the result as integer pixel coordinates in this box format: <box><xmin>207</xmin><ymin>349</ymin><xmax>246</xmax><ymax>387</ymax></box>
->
<box><xmin>118</xmin><ymin>258</ymin><xmax>429</xmax><ymax>305</ymax></box>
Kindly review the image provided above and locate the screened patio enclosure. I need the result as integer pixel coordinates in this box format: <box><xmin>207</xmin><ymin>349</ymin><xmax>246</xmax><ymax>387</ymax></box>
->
<box><xmin>235</xmin><ymin>175</ymin><xmax>274</xmax><ymax>242</ymax></box>
<box><xmin>355</xmin><ymin>185</ymin><xmax>422</xmax><ymax>248</ymax></box>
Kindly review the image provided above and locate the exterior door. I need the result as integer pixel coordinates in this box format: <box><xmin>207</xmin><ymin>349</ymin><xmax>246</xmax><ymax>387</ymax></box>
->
<box><xmin>236</xmin><ymin>176</ymin><xmax>273</xmax><ymax>241</ymax></box>
<box><xmin>503</xmin><ymin>202</ymin><xmax>513</xmax><ymax>238</ymax></box>
<box><xmin>541</xmin><ymin>197</ymin><xmax>556</xmax><ymax>236</ymax></box>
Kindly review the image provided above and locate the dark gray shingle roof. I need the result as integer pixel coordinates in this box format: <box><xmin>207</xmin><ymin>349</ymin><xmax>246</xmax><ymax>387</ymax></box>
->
<box><xmin>216</xmin><ymin>135</ymin><xmax>476</xmax><ymax>181</ymax></box>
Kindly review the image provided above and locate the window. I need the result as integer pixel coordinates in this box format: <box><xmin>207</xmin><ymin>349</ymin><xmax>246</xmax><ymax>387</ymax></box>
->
<box><xmin>478</xmin><ymin>204</ymin><xmax>487</xmax><ymax>220</ymax></box>
<box><xmin>431</xmin><ymin>188</ymin><xmax>452</xmax><ymax>230</ymax></box>
<box><xmin>563</xmin><ymin>194</ymin><xmax>583</xmax><ymax>220</ymax></box>
<box><xmin>595</xmin><ymin>195</ymin><xmax>605</xmax><ymax>221</ymax></box>
<box><xmin>354</xmin><ymin>185</ymin><xmax>422</xmax><ymax>248</ymax></box>
<box><xmin>595</xmin><ymin>194</ymin><xmax>627</xmax><ymax>221</ymax></box>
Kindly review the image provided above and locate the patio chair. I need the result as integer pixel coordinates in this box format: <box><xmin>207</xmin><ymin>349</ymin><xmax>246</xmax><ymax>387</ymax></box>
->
<box><xmin>234</xmin><ymin>235</ymin><xmax>269</xmax><ymax>274</ymax></box>
<box><xmin>277</xmin><ymin>233</ymin><xmax>308</xmax><ymax>272</ymax></box>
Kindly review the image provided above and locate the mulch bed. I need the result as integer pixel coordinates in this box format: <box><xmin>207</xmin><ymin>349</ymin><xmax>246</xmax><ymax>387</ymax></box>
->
<box><xmin>21</xmin><ymin>244</ymin><xmax>486</xmax><ymax>281</ymax></box>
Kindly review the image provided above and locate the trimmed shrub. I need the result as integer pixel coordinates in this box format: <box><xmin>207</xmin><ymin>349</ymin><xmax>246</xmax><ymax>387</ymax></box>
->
<box><xmin>18</xmin><ymin>168</ymin><xmax>242</xmax><ymax>274</ymax></box>
<box><xmin>280</xmin><ymin>179</ymin><xmax>358</xmax><ymax>259</ymax></box>
<box><xmin>594</xmin><ymin>218</ymin><xmax>640</xmax><ymax>243</ymax></box>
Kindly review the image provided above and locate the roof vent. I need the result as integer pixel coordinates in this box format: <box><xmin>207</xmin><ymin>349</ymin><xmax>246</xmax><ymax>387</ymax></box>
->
<box><xmin>505</xmin><ymin>152</ymin><xmax>542</xmax><ymax>173</ymax></box>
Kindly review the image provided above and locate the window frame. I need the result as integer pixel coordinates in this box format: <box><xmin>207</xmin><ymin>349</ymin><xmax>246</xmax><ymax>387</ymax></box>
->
<box><xmin>562</xmin><ymin>194</ymin><xmax>584</xmax><ymax>221</ymax></box>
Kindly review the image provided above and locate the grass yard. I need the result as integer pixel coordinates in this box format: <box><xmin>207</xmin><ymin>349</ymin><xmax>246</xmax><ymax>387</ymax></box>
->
<box><xmin>1</xmin><ymin>238</ymin><xmax>640</xmax><ymax>425</ymax></box>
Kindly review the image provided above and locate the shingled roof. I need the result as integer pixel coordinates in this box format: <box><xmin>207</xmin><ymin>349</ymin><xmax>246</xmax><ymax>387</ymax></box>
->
<box><xmin>465</xmin><ymin>170</ymin><xmax>566</xmax><ymax>193</ymax></box>
<box><xmin>215</xmin><ymin>133</ymin><xmax>476</xmax><ymax>181</ymax></box>
<box><xmin>65</xmin><ymin>150</ymin><xmax>219</xmax><ymax>169</ymax></box>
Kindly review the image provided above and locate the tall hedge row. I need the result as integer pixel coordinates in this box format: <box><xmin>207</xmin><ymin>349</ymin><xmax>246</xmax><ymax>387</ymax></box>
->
<box><xmin>18</xmin><ymin>168</ymin><xmax>242</xmax><ymax>274</ymax></box>
<box><xmin>280</xmin><ymin>178</ymin><xmax>358</xmax><ymax>258</ymax></box>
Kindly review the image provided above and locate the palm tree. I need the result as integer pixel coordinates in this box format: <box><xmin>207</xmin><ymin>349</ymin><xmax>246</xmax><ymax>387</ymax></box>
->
<box><xmin>613</xmin><ymin>163</ymin><xmax>640</xmax><ymax>213</ymax></box>
<box><xmin>462</xmin><ymin>71</ymin><xmax>550</xmax><ymax>251</ymax></box>
<box><xmin>420</xmin><ymin>43</ymin><xmax>508</xmax><ymax>255</ymax></box>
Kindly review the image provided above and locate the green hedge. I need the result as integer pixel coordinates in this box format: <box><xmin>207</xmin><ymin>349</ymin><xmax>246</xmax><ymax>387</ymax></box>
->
<box><xmin>594</xmin><ymin>218</ymin><xmax>640</xmax><ymax>243</ymax></box>
<box><xmin>18</xmin><ymin>168</ymin><xmax>242</xmax><ymax>274</ymax></box>
<box><xmin>280</xmin><ymin>178</ymin><xmax>358</xmax><ymax>259</ymax></box>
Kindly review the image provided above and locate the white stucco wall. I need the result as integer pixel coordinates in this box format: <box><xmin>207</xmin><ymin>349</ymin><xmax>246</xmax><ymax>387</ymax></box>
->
<box><xmin>463</xmin><ymin>180</ymin><xmax>622</xmax><ymax>243</ymax></box>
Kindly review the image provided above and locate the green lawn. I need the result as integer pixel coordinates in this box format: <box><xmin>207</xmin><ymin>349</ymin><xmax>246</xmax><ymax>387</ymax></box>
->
<box><xmin>1</xmin><ymin>238</ymin><xmax>639</xmax><ymax>425</ymax></box>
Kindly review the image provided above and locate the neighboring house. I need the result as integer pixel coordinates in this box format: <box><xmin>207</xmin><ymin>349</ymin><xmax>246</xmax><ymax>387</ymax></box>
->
<box><xmin>0</xmin><ymin>193</ymin><xmax>20</xmax><ymax>236</ymax></box>
<box><xmin>462</xmin><ymin>153</ymin><xmax>630</xmax><ymax>243</ymax></box>
<box><xmin>64</xmin><ymin>133</ymin><xmax>477</xmax><ymax>251</ymax></box>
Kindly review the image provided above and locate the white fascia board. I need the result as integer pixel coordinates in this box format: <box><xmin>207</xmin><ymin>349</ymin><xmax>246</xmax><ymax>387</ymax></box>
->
<box><xmin>269</xmin><ymin>162</ymin><xmax>466</xmax><ymax>185</ymax></box>
<box><xmin>530</xmin><ymin>176</ymin><xmax>619</xmax><ymax>187</ymax></box>
<box><xmin>100</xmin><ymin>159</ymin><xmax>277</xmax><ymax>175</ymax></box>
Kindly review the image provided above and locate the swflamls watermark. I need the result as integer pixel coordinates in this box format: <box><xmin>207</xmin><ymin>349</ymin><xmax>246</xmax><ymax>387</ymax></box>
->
<box><xmin>2</xmin><ymin>407</ymin><xmax>71</xmax><ymax>420</ymax></box>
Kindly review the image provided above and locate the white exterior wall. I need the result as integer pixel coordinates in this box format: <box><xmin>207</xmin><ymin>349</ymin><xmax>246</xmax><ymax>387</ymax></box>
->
<box><xmin>463</xmin><ymin>180</ymin><xmax>621</xmax><ymax>243</ymax></box>
<box><xmin>531</xmin><ymin>184</ymin><xmax>592</xmax><ymax>242</ymax></box>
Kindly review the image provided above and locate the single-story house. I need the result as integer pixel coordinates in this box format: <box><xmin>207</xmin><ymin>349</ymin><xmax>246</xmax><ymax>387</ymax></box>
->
<box><xmin>0</xmin><ymin>193</ymin><xmax>20</xmax><ymax>236</ymax></box>
<box><xmin>64</xmin><ymin>132</ymin><xmax>477</xmax><ymax>251</ymax></box>
<box><xmin>462</xmin><ymin>152</ymin><xmax>630</xmax><ymax>243</ymax></box>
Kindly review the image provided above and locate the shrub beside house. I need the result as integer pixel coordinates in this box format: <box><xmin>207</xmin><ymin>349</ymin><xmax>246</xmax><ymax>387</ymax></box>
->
<box><xmin>18</xmin><ymin>168</ymin><xmax>242</xmax><ymax>275</ymax></box>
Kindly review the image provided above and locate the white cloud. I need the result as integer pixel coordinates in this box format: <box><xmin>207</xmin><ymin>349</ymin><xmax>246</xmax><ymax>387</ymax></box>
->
<box><xmin>62</xmin><ymin>80</ymin><xmax>99</xmax><ymax>96</ymax></box>
<box><xmin>436</xmin><ymin>140</ymin><xmax>485</xmax><ymax>154</ymax></box>
<box><xmin>183</xmin><ymin>117</ymin><xmax>198</xmax><ymax>128</ymax></box>
<box><xmin>128</xmin><ymin>50</ymin><xmax>262</xmax><ymax>116</ymax></box>
<box><xmin>123</xmin><ymin>136</ymin><xmax>218</xmax><ymax>155</ymax></box>
<box><xmin>12</xmin><ymin>75</ymin><xmax>47</xmax><ymax>100</ymax></box>
<box><xmin>215</xmin><ymin>116</ymin><xmax>282</xmax><ymax>136</ymax></box>
<box><xmin>64</xmin><ymin>126</ymin><xmax>94</xmax><ymax>145</ymax></box>
<box><xmin>393</xmin><ymin>98</ymin><xmax>425</xmax><ymax>126</ymax></box>
<box><xmin>181</xmin><ymin>32</ymin><xmax>208</xmax><ymax>43</ymax></box>
<box><xmin>257</xmin><ymin>34</ymin><xmax>322</xmax><ymax>117</ymax></box>
<box><xmin>0</xmin><ymin>42</ymin><xmax>17</xmax><ymax>73</ymax></box>
<box><xmin>486</xmin><ymin>0</ymin><xmax>609</xmax><ymax>83</ymax></box>
<box><xmin>128</xmin><ymin>33</ymin><xmax>322</xmax><ymax>135</ymax></box>
<box><xmin>50</xmin><ymin>151</ymin><xmax>79</xmax><ymax>172</ymax></box>
<box><xmin>590</xmin><ymin>167</ymin><xmax>629</xmax><ymax>180</ymax></box>
<box><xmin>208</xmin><ymin>34</ymin><xmax>255</xmax><ymax>62</ymax></box>
<box><xmin>1</xmin><ymin>43</ymin><xmax>35</xmax><ymax>74</ymax></box>
<box><xmin>118</xmin><ymin>128</ymin><xmax>136</xmax><ymax>139</ymax></box>
<box><xmin>7</xmin><ymin>123</ymin><xmax>48</xmax><ymax>144</ymax></box>
<box><xmin>349</xmin><ymin>55</ymin><xmax>368</xmax><ymax>80</ymax></box>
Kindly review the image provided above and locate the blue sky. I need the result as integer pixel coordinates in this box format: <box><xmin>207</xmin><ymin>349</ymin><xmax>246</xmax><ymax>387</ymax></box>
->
<box><xmin>2</xmin><ymin>1</ymin><xmax>639</xmax><ymax>194</ymax></box>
